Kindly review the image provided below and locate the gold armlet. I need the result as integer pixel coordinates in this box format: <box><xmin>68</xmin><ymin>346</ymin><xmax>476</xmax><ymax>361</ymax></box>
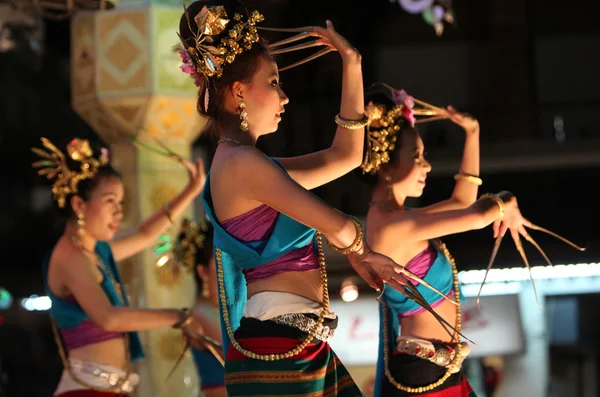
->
<box><xmin>454</xmin><ymin>173</ymin><xmax>482</xmax><ymax>186</ymax></box>
<box><xmin>334</xmin><ymin>114</ymin><xmax>369</xmax><ymax>130</ymax></box>
<box><xmin>480</xmin><ymin>193</ymin><xmax>504</xmax><ymax>220</ymax></box>
<box><xmin>327</xmin><ymin>216</ymin><xmax>364</xmax><ymax>255</ymax></box>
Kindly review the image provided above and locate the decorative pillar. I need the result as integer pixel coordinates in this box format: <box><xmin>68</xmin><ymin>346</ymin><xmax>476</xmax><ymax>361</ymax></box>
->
<box><xmin>70</xmin><ymin>3</ymin><xmax>206</xmax><ymax>396</ymax></box>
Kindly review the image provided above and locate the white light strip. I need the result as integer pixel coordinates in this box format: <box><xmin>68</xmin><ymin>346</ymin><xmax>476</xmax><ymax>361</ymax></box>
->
<box><xmin>459</xmin><ymin>263</ymin><xmax>600</xmax><ymax>285</ymax></box>
<box><xmin>461</xmin><ymin>282</ymin><xmax>522</xmax><ymax>298</ymax></box>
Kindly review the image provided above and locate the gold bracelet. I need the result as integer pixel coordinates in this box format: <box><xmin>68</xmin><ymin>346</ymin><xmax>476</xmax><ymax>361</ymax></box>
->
<box><xmin>172</xmin><ymin>308</ymin><xmax>193</xmax><ymax>329</ymax></box>
<box><xmin>163</xmin><ymin>202</ymin><xmax>174</xmax><ymax>224</ymax></box>
<box><xmin>480</xmin><ymin>193</ymin><xmax>504</xmax><ymax>220</ymax></box>
<box><xmin>327</xmin><ymin>216</ymin><xmax>364</xmax><ymax>255</ymax></box>
<box><xmin>334</xmin><ymin>114</ymin><xmax>369</xmax><ymax>130</ymax></box>
<box><xmin>454</xmin><ymin>173</ymin><xmax>482</xmax><ymax>186</ymax></box>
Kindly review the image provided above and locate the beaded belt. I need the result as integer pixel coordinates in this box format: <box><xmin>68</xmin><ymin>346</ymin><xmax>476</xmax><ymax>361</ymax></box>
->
<box><xmin>270</xmin><ymin>313</ymin><xmax>336</xmax><ymax>342</ymax></box>
<box><xmin>395</xmin><ymin>337</ymin><xmax>471</xmax><ymax>373</ymax></box>
<box><xmin>69</xmin><ymin>358</ymin><xmax>139</xmax><ymax>393</ymax></box>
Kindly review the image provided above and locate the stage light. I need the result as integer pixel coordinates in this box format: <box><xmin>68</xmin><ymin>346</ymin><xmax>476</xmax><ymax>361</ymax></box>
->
<box><xmin>340</xmin><ymin>277</ymin><xmax>359</xmax><ymax>302</ymax></box>
<box><xmin>156</xmin><ymin>255</ymin><xmax>170</xmax><ymax>267</ymax></box>
<box><xmin>20</xmin><ymin>294</ymin><xmax>51</xmax><ymax>311</ymax></box>
<box><xmin>0</xmin><ymin>288</ymin><xmax>12</xmax><ymax>310</ymax></box>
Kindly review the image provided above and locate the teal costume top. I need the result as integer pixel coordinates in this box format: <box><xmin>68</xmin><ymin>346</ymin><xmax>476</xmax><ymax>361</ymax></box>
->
<box><xmin>201</xmin><ymin>159</ymin><xmax>318</xmax><ymax>356</ymax></box>
<box><xmin>42</xmin><ymin>241</ymin><xmax>144</xmax><ymax>361</ymax></box>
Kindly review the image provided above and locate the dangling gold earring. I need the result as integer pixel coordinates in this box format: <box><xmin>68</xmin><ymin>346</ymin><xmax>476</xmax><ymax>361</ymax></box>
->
<box><xmin>385</xmin><ymin>175</ymin><xmax>394</xmax><ymax>201</ymax></box>
<box><xmin>201</xmin><ymin>281</ymin><xmax>210</xmax><ymax>299</ymax></box>
<box><xmin>238</xmin><ymin>100</ymin><xmax>249</xmax><ymax>132</ymax></box>
<box><xmin>73</xmin><ymin>213</ymin><xmax>85</xmax><ymax>247</ymax></box>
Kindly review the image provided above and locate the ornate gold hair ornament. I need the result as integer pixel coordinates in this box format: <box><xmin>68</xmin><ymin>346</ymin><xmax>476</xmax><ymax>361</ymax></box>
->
<box><xmin>360</xmin><ymin>84</ymin><xmax>443</xmax><ymax>175</ymax></box>
<box><xmin>173</xmin><ymin>218</ymin><xmax>209</xmax><ymax>274</ymax></box>
<box><xmin>177</xmin><ymin>5</ymin><xmax>264</xmax><ymax>80</ymax></box>
<box><xmin>31</xmin><ymin>137</ymin><xmax>109</xmax><ymax>208</ymax></box>
<box><xmin>177</xmin><ymin>4</ymin><xmax>337</xmax><ymax>90</ymax></box>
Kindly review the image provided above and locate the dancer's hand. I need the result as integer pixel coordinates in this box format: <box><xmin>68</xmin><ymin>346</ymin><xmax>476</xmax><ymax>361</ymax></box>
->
<box><xmin>492</xmin><ymin>192</ymin><xmax>532</xmax><ymax>242</ymax></box>
<box><xmin>347</xmin><ymin>243</ymin><xmax>409</xmax><ymax>293</ymax></box>
<box><xmin>181</xmin><ymin>158</ymin><xmax>206</xmax><ymax>195</ymax></box>
<box><xmin>438</xmin><ymin>106</ymin><xmax>479</xmax><ymax>135</ymax></box>
<box><xmin>310</xmin><ymin>20</ymin><xmax>361</xmax><ymax>63</ymax></box>
<box><xmin>180</xmin><ymin>314</ymin><xmax>205</xmax><ymax>339</ymax></box>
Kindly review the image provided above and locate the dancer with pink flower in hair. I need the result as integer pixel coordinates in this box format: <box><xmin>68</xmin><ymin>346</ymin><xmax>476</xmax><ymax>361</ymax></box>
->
<box><xmin>360</xmin><ymin>82</ymin><xmax>504</xmax><ymax>397</ymax></box>
<box><xmin>362</xmin><ymin>83</ymin><xmax>585</xmax><ymax>396</ymax></box>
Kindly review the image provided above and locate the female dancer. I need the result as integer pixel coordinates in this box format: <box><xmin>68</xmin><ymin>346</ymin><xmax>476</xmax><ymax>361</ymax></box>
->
<box><xmin>175</xmin><ymin>218</ymin><xmax>225</xmax><ymax>397</ymax></box>
<box><xmin>177</xmin><ymin>1</ymin><xmax>425</xmax><ymax>395</ymax></box>
<box><xmin>33</xmin><ymin>137</ymin><xmax>207</xmax><ymax>397</ymax></box>
<box><xmin>362</xmin><ymin>83</ymin><xmax>583</xmax><ymax>396</ymax></box>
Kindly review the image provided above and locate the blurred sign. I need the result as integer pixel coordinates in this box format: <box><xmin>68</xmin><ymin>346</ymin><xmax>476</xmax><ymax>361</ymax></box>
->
<box><xmin>329</xmin><ymin>299</ymin><xmax>380</xmax><ymax>365</ymax></box>
<box><xmin>461</xmin><ymin>294</ymin><xmax>525</xmax><ymax>358</ymax></box>
<box><xmin>329</xmin><ymin>293</ymin><xmax>525</xmax><ymax>365</ymax></box>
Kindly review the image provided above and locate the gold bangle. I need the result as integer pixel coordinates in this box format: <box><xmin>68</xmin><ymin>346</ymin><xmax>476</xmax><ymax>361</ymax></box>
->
<box><xmin>480</xmin><ymin>193</ymin><xmax>504</xmax><ymax>220</ymax></box>
<box><xmin>454</xmin><ymin>173</ymin><xmax>482</xmax><ymax>186</ymax></box>
<box><xmin>173</xmin><ymin>308</ymin><xmax>192</xmax><ymax>329</ymax></box>
<box><xmin>163</xmin><ymin>202</ymin><xmax>174</xmax><ymax>224</ymax></box>
<box><xmin>334</xmin><ymin>114</ymin><xmax>369</xmax><ymax>130</ymax></box>
<box><xmin>327</xmin><ymin>216</ymin><xmax>364</xmax><ymax>255</ymax></box>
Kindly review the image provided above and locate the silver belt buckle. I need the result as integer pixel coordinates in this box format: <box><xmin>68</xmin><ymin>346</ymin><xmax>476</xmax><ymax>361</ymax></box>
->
<box><xmin>271</xmin><ymin>313</ymin><xmax>336</xmax><ymax>342</ymax></box>
<box><xmin>396</xmin><ymin>338</ymin><xmax>469</xmax><ymax>372</ymax></box>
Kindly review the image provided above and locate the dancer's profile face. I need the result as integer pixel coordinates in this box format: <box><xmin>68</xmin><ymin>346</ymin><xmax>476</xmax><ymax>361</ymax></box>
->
<box><xmin>77</xmin><ymin>176</ymin><xmax>125</xmax><ymax>241</ymax></box>
<box><xmin>239</xmin><ymin>57</ymin><xmax>289</xmax><ymax>135</ymax></box>
<box><xmin>389</xmin><ymin>129</ymin><xmax>431</xmax><ymax>198</ymax></box>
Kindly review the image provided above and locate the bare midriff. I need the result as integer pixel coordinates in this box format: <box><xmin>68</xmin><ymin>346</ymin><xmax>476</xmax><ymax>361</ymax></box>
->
<box><xmin>67</xmin><ymin>338</ymin><xmax>128</xmax><ymax>370</ymax></box>
<box><xmin>400</xmin><ymin>299</ymin><xmax>458</xmax><ymax>343</ymax></box>
<box><xmin>247</xmin><ymin>269</ymin><xmax>323</xmax><ymax>304</ymax></box>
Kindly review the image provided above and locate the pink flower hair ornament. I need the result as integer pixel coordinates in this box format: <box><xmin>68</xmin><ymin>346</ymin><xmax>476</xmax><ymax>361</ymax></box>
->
<box><xmin>391</xmin><ymin>88</ymin><xmax>416</xmax><ymax>127</ymax></box>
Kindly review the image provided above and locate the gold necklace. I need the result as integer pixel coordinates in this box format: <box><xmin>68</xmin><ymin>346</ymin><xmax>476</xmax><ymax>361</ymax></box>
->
<box><xmin>215</xmin><ymin>232</ymin><xmax>330</xmax><ymax>360</ymax></box>
<box><xmin>49</xmin><ymin>239</ymin><xmax>132</xmax><ymax>392</ymax></box>
<box><xmin>381</xmin><ymin>239</ymin><xmax>462</xmax><ymax>393</ymax></box>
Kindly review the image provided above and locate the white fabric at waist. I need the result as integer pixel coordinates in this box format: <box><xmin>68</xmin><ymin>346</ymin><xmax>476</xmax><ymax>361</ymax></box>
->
<box><xmin>53</xmin><ymin>358</ymin><xmax>139</xmax><ymax>395</ymax></box>
<box><xmin>243</xmin><ymin>291</ymin><xmax>336</xmax><ymax>321</ymax></box>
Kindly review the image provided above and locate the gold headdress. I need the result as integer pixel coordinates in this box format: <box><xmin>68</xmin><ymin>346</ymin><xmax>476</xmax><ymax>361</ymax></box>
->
<box><xmin>360</xmin><ymin>84</ymin><xmax>444</xmax><ymax>175</ymax></box>
<box><xmin>177</xmin><ymin>4</ymin><xmax>336</xmax><ymax>86</ymax></box>
<box><xmin>173</xmin><ymin>218</ymin><xmax>210</xmax><ymax>273</ymax></box>
<box><xmin>31</xmin><ymin>137</ymin><xmax>109</xmax><ymax>208</ymax></box>
<box><xmin>177</xmin><ymin>5</ymin><xmax>264</xmax><ymax>80</ymax></box>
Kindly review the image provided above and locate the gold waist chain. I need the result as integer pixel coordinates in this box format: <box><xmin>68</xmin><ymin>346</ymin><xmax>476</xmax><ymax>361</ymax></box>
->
<box><xmin>382</xmin><ymin>240</ymin><xmax>463</xmax><ymax>394</ymax></box>
<box><xmin>215</xmin><ymin>232</ymin><xmax>330</xmax><ymax>360</ymax></box>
